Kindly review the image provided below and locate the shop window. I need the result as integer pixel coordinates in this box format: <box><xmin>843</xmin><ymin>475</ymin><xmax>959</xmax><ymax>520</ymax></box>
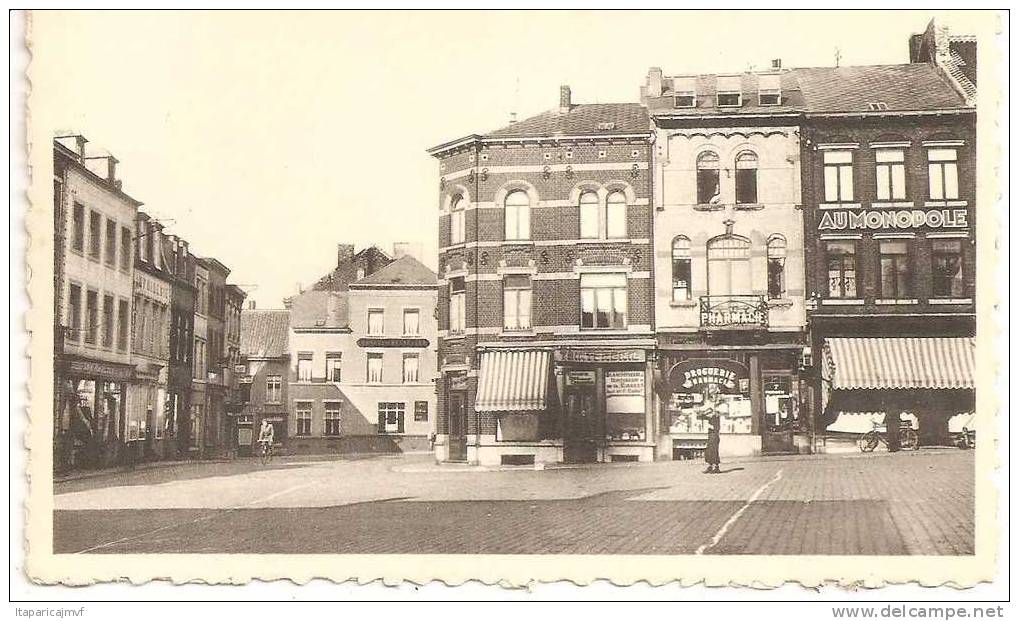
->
<box><xmin>102</xmin><ymin>294</ymin><xmax>114</xmax><ymax>348</ymax></box>
<box><xmin>67</xmin><ymin>284</ymin><xmax>82</xmax><ymax>341</ymax></box>
<box><xmin>504</xmin><ymin>190</ymin><xmax>530</xmax><ymax>240</ymax></box>
<box><xmin>932</xmin><ymin>240</ymin><xmax>964</xmax><ymax>298</ymax></box>
<box><xmin>326</xmin><ymin>352</ymin><xmax>342</xmax><ymax>382</ymax></box>
<box><xmin>402</xmin><ymin>353</ymin><xmax>419</xmax><ymax>383</ymax></box>
<box><xmin>604</xmin><ymin>370</ymin><xmax>646</xmax><ymax>441</ymax></box>
<box><xmin>449</xmin><ymin>194</ymin><xmax>465</xmax><ymax>245</ymax></box>
<box><xmin>605</xmin><ymin>191</ymin><xmax>627</xmax><ymax>238</ymax></box>
<box><xmin>671</xmin><ymin>236</ymin><xmax>692</xmax><ymax>302</ymax></box>
<box><xmin>734</xmin><ymin>151</ymin><xmax>758</xmax><ymax>204</ymax></box>
<box><xmin>414</xmin><ymin>400</ymin><xmax>429</xmax><ymax>422</ymax></box>
<box><xmin>666</xmin><ymin>370</ymin><xmax>752</xmax><ymax>435</ymax></box>
<box><xmin>367</xmin><ymin>353</ymin><xmax>383</xmax><ymax>383</ymax></box>
<box><xmin>367</xmin><ymin>309</ymin><xmax>384</xmax><ymax>335</ymax></box>
<box><xmin>71</xmin><ymin>203</ymin><xmax>85</xmax><ymax>253</ymax></box>
<box><xmin>696</xmin><ymin>151</ymin><xmax>720</xmax><ymax>204</ymax></box>
<box><xmin>448</xmin><ymin>277</ymin><xmax>465</xmax><ymax>334</ymax></box>
<box><xmin>84</xmin><ymin>289</ymin><xmax>99</xmax><ymax>344</ymax></box>
<box><xmin>324</xmin><ymin>402</ymin><xmax>341</xmax><ymax>436</ymax></box>
<box><xmin>580</xmin><ymin>273</ymin><xmax>627</xmax><ymax>329</ymax></box>
<box><xmin>767</xmin><ymin>235</ymin><xmax>787</xmax><ymax>300</ymax></box>
<box><xmin>265</xmin><ymin>375</ymin><xmax>282</xmax><ymax>404</ymax></box>
<box><xmin>402</xmin><ymin>308</ymin><xmax>419</xmax><ymax>335</ymax></box>
<box><xmin>823</xmin><ymin>150</ymin><xmax>854</xmax><ymax>202</ymax></box>
<box><xmin>876</xmin><ymin>149</ymin><xmax>906</xmax><ymax>200</ymax></box>
<box><xmin>879</xmin><ymin>240</ymin><xmax>911</xmax><ymax>299</ymax></box>
<box><xmin>579</xmin><ymin>191</ymin><xmax>599</xmax><ymax>239</ymax></box>
<box><xmin>88</xmin><ymin>210</ymin><xmax>102</xmax><ymax>260</ymax></box>
<box><xmin>377</xmin><ymin>402</ymin><xmax>405</xmax><ymax>434</ymax></box>
<box><xmin>104</xmin><ymin>219</ymin><xmax>117</xmax><ymax>267</ymax></box>
<box><xmin>825</xmin><ymin>241</ymin><xmax>857</xmax><ymax>298</ymax></box>
<box><xmin>503</xmin><ymin>274</ymin><xmax>532</xmax><ymax>331</ymax></box>
<box><xmin>295</xmin><ymin>402</ymin><xmax>312</xmax><ymax>436</ymax></box>
<box><xmin>297</xmin><ymin>352</ymin><xmax>313</xmax><ymax>381</ymax></box>
<box><xmin>928</xmin><ymin>148</ymin><xmax>959</xmax><ymax>200</ymax></box>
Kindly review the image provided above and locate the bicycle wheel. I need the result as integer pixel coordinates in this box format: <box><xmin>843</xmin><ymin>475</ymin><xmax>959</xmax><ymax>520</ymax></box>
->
<box><xmin>900</xmin><ymin>429</ymin><xmax>919</xmax><ymax>451</ymax></box>
<box><xmin>859</xmin><ymin>431</ymin><xmax>879</xmax><ymax>453</ymax></box>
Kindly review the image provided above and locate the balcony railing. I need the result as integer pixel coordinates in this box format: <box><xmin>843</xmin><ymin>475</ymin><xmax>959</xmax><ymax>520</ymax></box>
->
<box><xmin>699</xmin><ymin>295</ymin><xmax>769</xmax><ymax>329</ymax></box>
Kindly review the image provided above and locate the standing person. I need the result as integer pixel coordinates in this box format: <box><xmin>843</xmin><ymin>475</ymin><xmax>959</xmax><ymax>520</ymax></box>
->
<box><xmin>886</xmin><ymin>409</ymin><xmax>901</xmax><ymax>453</ymax></box>
<box><xmin>697</xmin><ymin>383</ymin><xmax>723</xmax><ymax>474</ymax></box>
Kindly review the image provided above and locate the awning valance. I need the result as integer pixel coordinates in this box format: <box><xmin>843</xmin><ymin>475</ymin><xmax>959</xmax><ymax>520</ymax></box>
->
<box><xmin>475</xmin><ymin>350</ymin><xmax>551</xmax><ymax>412</ymax></box>
<box><xmin>824</xmin><ymin>337</ymin><xmax>975</xmax><ymax>390</ymax></box>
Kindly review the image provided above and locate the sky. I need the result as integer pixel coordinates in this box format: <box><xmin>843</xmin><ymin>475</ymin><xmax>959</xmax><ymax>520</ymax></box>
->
<box><xmin>30</xmin><ymin>10</ymin><xmax>994</xmax><ymax>308</ymax></box>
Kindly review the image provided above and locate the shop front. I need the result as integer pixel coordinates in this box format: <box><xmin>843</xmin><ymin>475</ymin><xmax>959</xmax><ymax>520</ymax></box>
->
<box><xmin>54</xmin><ymin>355</ymin><xmax>133</xmax><ymax>471</ymax></box>
<box><xmin>657</xmin><ymin>346</ymin><xmax>809</xmax><ymax>459</ymax></box>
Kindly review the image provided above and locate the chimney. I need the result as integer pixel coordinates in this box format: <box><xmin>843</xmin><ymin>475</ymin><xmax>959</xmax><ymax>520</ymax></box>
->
<box><xmin>74</xmin><ymin>135</ymin><xmax>87</xmax><ymax>162</ymax></box>
<box><xmin>559</xmin><ymin>85</ymin><xmax>572</xmax><ymax>114</ymax></box>
<box><xmin>647</xmin><ymin>67</ymin><xmax>663</xmax><ymax>98</ymax></box>
<box><xmin>509</xmin><ymin>111</ymin><xmax>517</xmax><ymax>125</ymax></box>
<box><xmin>248</xmin><ymin>300</ymin><xmax>256</xmax><ymax>310</ymax></box>
<box><xmin>771</xmin><ymin>58</ymin><xmax>782</xmax><ymax>70</ymax></box>
<box><xmin>105</xmin><ymin>155</ymin><xmax>119</xmax><ymax>185</ymax></box>
<box><xmin>336</xmin><ymin>243</ymin><xmax>355</xmax><ymax>267</ymax></box>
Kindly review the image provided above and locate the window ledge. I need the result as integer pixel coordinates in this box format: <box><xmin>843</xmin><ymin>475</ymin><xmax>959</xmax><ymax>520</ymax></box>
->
<box><xmin>693</xmin><ymin>203</ymin><xmax>726</xmax><ymax>212</ymax></box>
<box><xmin>669</xmin><ymin>300</ymin><xmax>698</xmax><ymax>308</ymax></box>
<box><xmin>734</xmin><ymin>203</ymin><xmax>764</xmax><ymax>211</ymax></box>
<box><xmin>576</xmin><ymin>238</ymin><xmax>630</xmax><ymax>245</ymax></box>
<box><xmin>928</xmin><ymin>298</ymin><xmax>973</xmax><ymax>305</ymax></box>
<box><xmin>924</xmin><ymin>200</ymin><xmax>967</xmax><ymax>208</ymax></box>
<box><xmin>502</xmin><ymin>240</ymin><xmax>534</xmax><ymax>246</ymax></box>
<box><xmin>875</xmin><ymin>298</ymin><xmax>919</xmax><ymax>305</ymax></box>
<box><xmin>500</xmin><ymin>330</ymin><xmax>536</xmax><ymax>337</ymax></box>
<box><xmin>819</xmin><ymin>202</ymin><xmax>862</xmax><ymax>210</ymax></box>
<box><xmin>820</xmin><ymin>298</ymin><xmax>864</xmax><ymax>305</ymax></box>
<box><xmin>871</xmin><ymin>201</ymin><xmax>915</xmax><ymax>208</ymax></box>
<box><xmin>768</xmin><ymin>298</ymin><xmax>795</xmax><ymax>308</ymax></box>
<box><xmin>578</xmin><ymin>328</ymin><xmax>632</xmax><ymax>335</ymax></box>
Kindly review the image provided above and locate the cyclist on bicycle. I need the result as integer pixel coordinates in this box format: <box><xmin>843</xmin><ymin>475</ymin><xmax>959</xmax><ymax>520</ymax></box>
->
<box><xmin>257</xmin><ymin>419</ymin><xmax>274</xmax><ymax>458</ymax></box>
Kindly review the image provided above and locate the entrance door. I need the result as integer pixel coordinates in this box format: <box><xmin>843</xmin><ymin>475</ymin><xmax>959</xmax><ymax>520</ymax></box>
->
<box><xmin>761</xmin><ymin>375</ymin><xmax>797</xmax><ymax>454</ymax></box>
<box><xmin>448</xmin><ymin>392</ymin><xmax>468</xmax><ymax>461</ymax></box>
<box><xmin>564</xmin><ymin>387</ymin><xmax>599</xmax><ymax>463</ymax></box>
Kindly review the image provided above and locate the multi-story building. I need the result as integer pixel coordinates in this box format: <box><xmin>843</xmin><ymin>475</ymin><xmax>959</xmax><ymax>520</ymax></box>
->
<box><xmin>53</xmin><ymin>135</ymin><xmax>140</xmax><ymax>471</ymax></box>
<box><xmin>428</xmin><ymin>86</ymin><xmax>657</xmax><ymax>465</ymax></box>
<box><xmin>164</xmin><ymin>233</ymin><xmax>196</xmax><ymax>455</ymax></box>
<box><xmin>190</xmin><ymin>260</ymin><xmax>210</xmax><ymax>456</ymax></box>
<box><xmin>126</xmin><ymin>211</ymin><xmax>174</xmax><ymax>461</ymax></box>
<box><xmin>803</xmin><ymin>23</ymin><xmax>977</xmax><ymax>446</ymax></box>
<box><xmin>641</xmin><ymin>64</ymin><xmax>810</xmax><ymax>458</ymax></box>
<box><xmin>286</xmin><ymin>245</ymin><xmax>436</xmax><ymax>453</ymax></box>
<box><xmin>224</xmin><ymin>284</ymin><xmax>247</xmax><ymax>448</ymax></box>
<box><xmin>237</xmin><ymin>305</ymin><xmax>290</xmax><ymax>456</ymax></box>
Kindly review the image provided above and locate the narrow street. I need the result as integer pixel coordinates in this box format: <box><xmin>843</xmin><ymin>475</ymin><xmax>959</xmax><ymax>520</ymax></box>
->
<box><xmin>53</xmin><ymin>449</ymin><xmax>974</xmax><ymax>555</ymax></box>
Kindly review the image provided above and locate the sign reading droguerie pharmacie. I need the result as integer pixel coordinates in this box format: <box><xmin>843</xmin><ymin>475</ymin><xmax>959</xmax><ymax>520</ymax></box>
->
<box><xmin>667</xmin><ymin>359</ymin><xmax>747</xmax><ymax>394</ymax></box>
<box><xmin>818</xmin><ymin>208</ymin><xmax>968</xmax><ymax>231</ymax></box>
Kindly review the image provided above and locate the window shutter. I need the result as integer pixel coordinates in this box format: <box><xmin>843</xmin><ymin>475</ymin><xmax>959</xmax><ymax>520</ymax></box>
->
<box><xmin>397</xmin><ymin>411</ymin><xmax>405</xmax><ymax>434</ymax></box>
<box><xmin>377</xmin><ymin>408</ymin><xmax>385</xmax><ymax>433</ymax></box>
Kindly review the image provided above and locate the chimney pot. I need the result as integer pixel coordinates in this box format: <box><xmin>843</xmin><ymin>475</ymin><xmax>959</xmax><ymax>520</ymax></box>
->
<box><xmin>559</xmin><ymin>85</ymin><xmax>571</xmax><ymax>114</ymax></box>
<box><xmin>648</xmin><ymin>67</ymin><xmax>663</xmax><ymax>98</ymax></box>
<box><xmin>771</xmin><ymin>58</ymin><xmax>782</xmax><ymax>70</ymax></box>
<box><xmin>336</xmin><ymin>243</ymin><xmax>355</xmax><ymax>268</ymax></box>
<box><xmin>248</xmin><ymin>300</ymin><xmax>256</xmax><ymax>310</ymax></box>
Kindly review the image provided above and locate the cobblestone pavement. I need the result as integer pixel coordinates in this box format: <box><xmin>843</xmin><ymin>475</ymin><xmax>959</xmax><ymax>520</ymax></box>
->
<box><xmin>52</xmin><ymin>449</ymin><xmax>974</xmax><ymax>555</ymax></box>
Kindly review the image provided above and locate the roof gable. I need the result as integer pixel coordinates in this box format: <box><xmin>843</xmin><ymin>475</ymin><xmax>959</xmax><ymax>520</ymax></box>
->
<box><xmin>240</xmin><ymin>310</ymin><xmax>290</xmax><ymax>358</ymax></box>
<box><xmin>350</xmin><ymin>255</ymin><xmax>437</xmax><ymax>288</ymax></box>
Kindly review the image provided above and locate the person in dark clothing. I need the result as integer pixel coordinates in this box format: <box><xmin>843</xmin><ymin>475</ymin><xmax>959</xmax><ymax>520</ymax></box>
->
<box><xmin>697</xmin><ymin>384</ymin><xmax>722</xmax><ymax>474</ymax></box>
<box><xmin>886</xmin><ymin>409</ymin><xmax>901</xmax><ymax>453</ymax></box>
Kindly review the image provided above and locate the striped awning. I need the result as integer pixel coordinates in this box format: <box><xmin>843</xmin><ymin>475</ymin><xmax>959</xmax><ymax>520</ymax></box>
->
<box><xmin>825</xmin><ymin>337</ymin><xmax>975</xmax><ymax>390</ymax></box>
<box><xmin>475</xmin><ymin>350</ymin><xmax>551</xmax><ymax>412</ymax></box>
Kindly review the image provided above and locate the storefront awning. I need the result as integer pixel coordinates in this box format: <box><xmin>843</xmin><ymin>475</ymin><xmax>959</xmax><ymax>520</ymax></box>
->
<box><xmin>475</xmin><ymin>350</ymin><xmax>551</xmax><ymax>412</ymax></box>
<box><xmin>824</xmin><ymin>337</ymin><xmax>975</xmax><ymax>390</ymax></box>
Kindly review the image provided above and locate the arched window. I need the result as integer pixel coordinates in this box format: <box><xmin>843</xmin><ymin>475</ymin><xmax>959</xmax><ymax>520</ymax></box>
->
<box><xmin>579</xmin><ymin>191</ymin><xmax>599</xmax><ymax>239</ymax></box>
<box><xmin>449</xmin><ymin>195</ymin><xmax>465</xmax><ymax>245</ymax></box>
<box><xmin>706</xmin><ymin>234</ymin><xmax>751</xmax><ymax>296</ymax></box>
<box><xmin>735</xmin><ymin>151</ymin><xmax>759</xmax><ymax>204</ymax></box>
<box><xmin>504</xmin><ymin>190</ymin><xmax>530</xmax><ymax>240</ymax></box>
<box><xmin>696</xmin><ymin>151</ymin><xmax>720</xmax><ymax>204</ymax></box>
<box><xmin>606</xmin><ymin>191</ymin><xmax>627</xmax><ymax>238</ymax></box>
<box><xmin>671</xmin><ymin>236</ymin><xmax>692</xmax><ymax>302</ymax></box>
<box><xmin>766</xmin><ymin>234</ymin><xmax>787</xmax><ymax>299</ymax></box>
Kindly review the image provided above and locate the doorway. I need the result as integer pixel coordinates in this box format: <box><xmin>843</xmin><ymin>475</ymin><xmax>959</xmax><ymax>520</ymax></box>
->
<box><xmin>563</xmin><ymin>386</ymin><xmax>599</xmax><ymax>463</ymax></box>
<box><xmin>448</xmin><ymin>392</ymin><xmax>468</xmax><ymax>461</ymax></box>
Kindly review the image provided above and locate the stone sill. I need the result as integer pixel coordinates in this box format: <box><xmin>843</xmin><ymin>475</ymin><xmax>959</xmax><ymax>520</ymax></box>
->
<box><xmin>875</xmin><ymin>299</ymin><xmax>919</xmax><ymax>305</ymax></box>
<box><xmin>693</xmin><ymin>203</ymin><xmax>726</xmax><ymax>212</ymax></box>
<box><xmin>733</xmin><ymin>203</ymin><xmax>764</xmax><ymax>211</ymax></box>
<box><xmin>928</xmin><ymin>298</ymin><xmax>973</xmax><ymax>305</ymax></box>
<box><xmin>669</xmin><ymin>300</ymin><xmax>698</xmax><ymax>308</ymax></box>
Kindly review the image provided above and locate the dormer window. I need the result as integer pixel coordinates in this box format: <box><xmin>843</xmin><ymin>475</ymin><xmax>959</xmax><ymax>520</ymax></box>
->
<box><xmin>868</xmin><ymin>102</ymin><xmax>889</xmax><ymax>111</ymax></box>
<box><xmin>758</xmin><ymin>73</ymin><xmax>781</xmax><ymax>106</ymax></box>
<box><xmin>716</xmin><ymin>76</ymin><xmax>742</xmax><ymax>108</ymax></box>
<box><xmin>672</xmin><ymin>77</ymin><xmax>696</xmax><ymax>108</ymax></box>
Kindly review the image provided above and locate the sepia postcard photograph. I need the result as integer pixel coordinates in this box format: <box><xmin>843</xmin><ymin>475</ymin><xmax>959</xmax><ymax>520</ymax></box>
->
<box><xmin>10</xmin><ymin>6</ymin><xmax>1011</xmax><ymax>610</ymax></box>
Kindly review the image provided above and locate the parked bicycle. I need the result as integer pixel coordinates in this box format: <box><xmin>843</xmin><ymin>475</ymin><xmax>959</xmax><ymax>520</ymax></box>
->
<box><xmin>858</xmin><ymin>420</ymin><xmax>919</xmax><ymax>452</ymax></box>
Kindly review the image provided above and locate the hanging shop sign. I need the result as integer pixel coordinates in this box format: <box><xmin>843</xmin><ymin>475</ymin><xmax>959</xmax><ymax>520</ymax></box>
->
<box><xmin>558</xmin><ymin>349</ymin><xmax>646</xmax><ymax>363</ymax></box>
<box><xmin>818</xmin><ymin>208</ymin><xmax>968</xmax><ymax>231</ymax></box>
<box><xmin>605</xmin><ymin>370</ymin><xmax>645</xmax><ymax>397</ymax></box>
<box><xmin>448</xmin><ymin>372</ymin><xmax>469</xmax><ymax>391</ymax></box>
<box><xmin>566</xmin><ymin>370</ymin><xmax>597</xmax><ymax>386</ymax></box>
<box><xmin>667</xmin><ymin>358</ymin><xmax>748</xmax><ymax>394</ymax></box>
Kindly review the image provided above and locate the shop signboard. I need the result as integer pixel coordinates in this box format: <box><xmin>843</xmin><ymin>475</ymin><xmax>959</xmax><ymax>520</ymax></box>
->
<box><xmin>817</xmin><ymin>208</ymin><xmax>969</xmax><ymax>232</ymax></box>
<box><xmin>566</xmin><ymin>370</ymin><xmax>596</xmax><ymax>386</ymax></box>
<box><xmin>667</xmin><ymin>358</ymin><xmax>748</xmax><ymax>394</ymax></box>
<box><xmin>558</xmin><ymin>349</ymin><xmax>645</xmax><ymax>363</ymax></box>
<box><xmin>605</xmin><ymin>370</ymin><xmax>645</xmax><ymax>396</ymax></box>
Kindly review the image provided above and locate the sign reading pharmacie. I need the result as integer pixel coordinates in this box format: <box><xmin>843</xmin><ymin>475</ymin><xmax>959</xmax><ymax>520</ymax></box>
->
<box><xmin>667</xmin><ymin>358</ymin><xmax>748</xmax><ymax>394</ymax></box>
<box><xmin>818</xmin><ymin>207</ymin><xmax>969</xmax><ymax>232</ymax></box>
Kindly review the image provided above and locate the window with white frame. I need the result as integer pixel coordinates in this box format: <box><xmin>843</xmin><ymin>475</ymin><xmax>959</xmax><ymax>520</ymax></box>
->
<box><xmin>767</xmin><ymin>235</ymin><xmax>787</xmax><ymax>300</ymax></box>
<box><xmin>295</xmin><ymin>402</ymin><xmax>312</xmax><ymax>436</ymax></box>
<box><xmin>673</xmin><ymin>76</ymin><xmax>696</xmax><ymax>108</ymax></box>
<box><xmin>367</xmin><ymin>352</ymin><xmax>383</xmax><ymax>383</ymax></box>
<box><xmin>928</xmin><ymin>148</ymin><xmax>959</xmax><ymax>200</ymax></box>
<box><xmin>823</xmin><ymin>150</ymin><xmax>854</xmax><ymax>202</ymax></box>
<box><xmin>449</xmin><ymin>194</ymin><xmax>465</xmax><ymax>245</ymax></box>
<box><xmin>377</xmin><ymin>402</ymin><xmax>405</xmax><ymax>434</ymax></box>
<box><xmin>402</xmin><ymin>353</ymin><xmax>419</xmax><ymax>383</ymax></box>
<box><xmin>297</xmin><ymin>352</ymin><xmax>313</xmax><ymax>381</ymax></box>
<box><xmin>879</xmin><ymin>240</ymin><xmax>912</xmax><ymax>299</ymax></box>
<box><xmin>449</xmin><ymin>277</ymin><xmax>465</xmax><ymax>334</ymax></box>
<box><xmin>580</xmin><ymin>273</ymin><xmax>628</xmax><ymax>329</ymax></box>
<box><xmin>716</xmin><ymin>75</ymin><xmax>742</xmax><ymax>107</ymax></box>
<box><xmin>931</xmin><ymin>240</ymin><xmax>964</xmax><ymax>298</ymax></box>
<box><xmin>503</xmin><ymin>274</ymin><xmax>532</xmax><ymax>330</ymax></box>
<box><xmin>671</xmin><ymin>237</ymin><xmax>692</xmax><ymax>302</ymax></box>
<box><xmin>88</xmin><ymin>210</ymin><xmax>101</xmax><ymax>260</ymax></box>
<box><xmin>696</xmin><ymin>151</ymin><xmax>720</xmax><ymax>204</ymax></box>
<box><xmin>326</xmin><ymin>352</ymin><xmax>342</xmax><ymax>382</ymax></box>
<box><xmin>825</xmin><ymin>241</ymin><xmax>858</xmax><ymax>298</ymax></box>
<box><xmin>67</xmin><ymin>283</ymin><xmax>82</xmax><ymax>341</ymax></box>
<box><xmin>758</xmin><ymin>73</ymin><xmax>781</xmax><ymax>105</ymax></box>
<box><xmin>402</xmin><ymin>308</ymin><xmax>420</xmax><ymax>335</ymax></box>
<box><xmin>504</xmin><ymin>190</ymin><xmax>530</xmax><ymax>240</ymax></box>
<box><xmin>265</xmin><ymin>374</ymin><xmax>282</xmax><ymax>403</ymax></box>
<box><xmin>367</xmin><ymin>309</ymin><xmax>384</xmax><ymax>335</ymax></box>
<box><xmin>605</xmin><ymin>191</ymin><xmax>627</xmax><ymax>238</ymax></box>
<box><xmin>579</xmin><ymin>191</ymin><xmax>599</xmax><ymax>239</ymax></box>
<box><xmin>876</xmin><ymin>149</ymin><xmax>906</xmax><ymax>200</ymax></box>
<box><xmin>324</xmin><ymin>402</ymin><xmax>341</xmax><ymax>436</ymax></box>
<box><xmin>85</xmin><ymin>289</ymin><xmax>99</xmax><ymax>344</ymax></box>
